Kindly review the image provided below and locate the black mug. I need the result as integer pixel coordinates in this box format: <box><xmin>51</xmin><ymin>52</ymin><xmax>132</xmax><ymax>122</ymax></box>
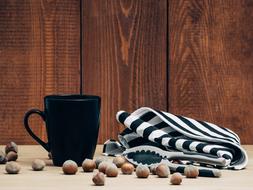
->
<box><xmin>24</xmin><ymin>95</ymin><xmax>101</xmax><ymax>166</ymax></box>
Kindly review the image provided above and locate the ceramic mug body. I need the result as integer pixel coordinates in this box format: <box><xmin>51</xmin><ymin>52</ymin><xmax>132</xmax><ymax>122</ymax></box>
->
<box><xmin>24</xmin><ymin>95</ymin><xmax>101</xmax><ymax>166</ymax></box>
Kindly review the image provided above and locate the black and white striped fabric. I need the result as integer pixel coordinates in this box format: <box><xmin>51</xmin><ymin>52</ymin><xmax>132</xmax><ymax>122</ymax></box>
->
<box><xmin>104</xmin><ymin>107</ymin><xmax>248</xmax><ymax>170</ymax></box>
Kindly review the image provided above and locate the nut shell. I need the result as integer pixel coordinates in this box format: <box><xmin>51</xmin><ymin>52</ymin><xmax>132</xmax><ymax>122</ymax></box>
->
<box><xmin>105</xmin><ymin>163</ymin><xmax>118</xmax><ymax>177</ymax></box>
<box><xmin>121</xmin><ymin>163</ymin><xmax>134</xmax><ymax>175</ymax></box>
<box><xmin>136</xmin><ymin>165</ymin><xmax>149</xmax><ymax>178</ymax></box>
<box><xmin>172</xmin><ymin>160</ymin><xmax>183</xmax><ymax>164</ymax></box>
<box><xmin>95</xmin><ymin>157</ymin><xmax>106</xmax><ymax>169</ymax></box>
<box><xmin>98</xmin><ymin>161</ymin><xmax>110</xmax><ymax>174</ymax></box>
<box><xmin>184</xmin><ymin>165</ymin><xmax>199</xmax><ymax>178</ymax></box>
<box><xmin>5</xmin><ymin>161</ymin><xmax>21</xmax><ymax>174</ymax></box>
<box><xmin>92</xmin><ymin>172</ymin><xmax>105</xmax><ymax>186</ymax></box>
<box><xmin>62</xmin><ymin>160</ymin><xmax>78</xmax><ymax>175</ymax></box>
<box><xmin>6</xmin><ymin>151</ymin><xmax>18</xmax><ymax>161</ymax></box>
<box><xmin>113</xmin><ymin>156</ymin><xmax>126</xmax><ymax>168</ymax></box>
<box><xmin>5</xmin><ymin>142</ymin><xmax>18</xmax><ymax>154</ymax></box>
<box><xmin>82</xmin><ymin>159</ymin><xmax>96</xmax><ymax>172</ymax></box>
<box><xmin>149</xmin><ymin>165</ymin><xmax>157</xmax><ymax>175</ymax></box>
<box><xmin>156</xmin><ymin>164</ymin><xmax>170</xmax><ymax>178</ymax></box>
<box><xmin>170</xmin><ymin>172</ymin><xmax>183</xmax><ymax>185</ymax></box>
<box><xmin>32</xmin><ymin>159</ymin><xmax>46</xmax><ymax>171</ymax></box>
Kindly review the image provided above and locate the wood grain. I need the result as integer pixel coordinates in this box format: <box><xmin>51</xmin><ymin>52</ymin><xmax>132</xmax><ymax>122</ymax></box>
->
<box><xmin>82</xmin><ymin>0</ymin><xmax>168</xmax><ymax>143</ymax></box>
<box><xmin>0</xmin><ymin>0</ymin><xmax>80</xmax><ymax>144</ymax></box>
<box><xmin>1</xmin><ymin>0</ymin><xmax>253</xmax><ymax>145</ymax></box>
<box><xmin>169</xmin><ymin>0</ymin><xmax>253</xmax><ymax>144</ymax></box>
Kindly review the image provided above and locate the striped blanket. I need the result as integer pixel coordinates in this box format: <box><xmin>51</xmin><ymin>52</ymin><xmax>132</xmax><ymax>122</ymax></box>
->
<box><xmin>103</xmin><ymin>107</ymin><xmax>248</xmax><ymax>172</ymax></box>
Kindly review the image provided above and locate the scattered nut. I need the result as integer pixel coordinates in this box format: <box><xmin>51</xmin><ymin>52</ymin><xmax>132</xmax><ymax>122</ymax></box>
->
<box><xmin>95</xmin><ymin>157</ymin><xmax>106</xmax><ymax>169</ymax></box>
<box><xmin>0</xmin><ymin>150</ymin><xmax>7</xmax><ymax>164</ymax></box>
<box><xmin>184</xmin><ymin>165</ymin><xmax>199</xmax><ymax>178</ymax></box>
<box><xmin>5</xmin><ymin>161</ymin><xmax>21</xmax><ymax>174</ymax></box>
<box><xmin>136</xmin><ymin>165</ymin><xmax>149</xmax><ymax>178</ymax></box>
<box><xmin>92</xmin><ymin>172</ymin><xmax>105</xmax><ymax>186</ymax></box>
<box><xmin>113</xmin><ymin>156</ymin><xmax>127</xmax><ymax>168</ymax></box>
<box><xmin>213</xmin><ymin>169</ymin><xmax>222</xmax><ymax>177</ymax></box>
<box><xmin>156</xmin><ymin>164</ymin><xmax>170</xmax><ymax>178</ymax></box>
<box><xmin>105</xmin><ymin>163</ymin><xmax>118</xmax><ymax>177</ymax></box>
<box><xmin>62</xmin><ymin>160</ymin><xmax>78</xmax><ymax>175</ymax></box>
<box><xmin>121</xmin><ymin>162</ymin><xmax>134</xmax><ymax>175</ymax></box>
<box><xmin>149</xmin><ymin>165</ymin><xmax>157</xmax><ymax>175</ymax></box>
<box><xmin>170</xmin><ymin>172</ymin><xmax>183</xmax><ymax>185</ymax></box>
<box><xmin>6</xmin><ymin>151</ymin><xmax>18</xmax><ymax>161</ymax></box>
<box><xmin>98</xmin><ymin>161</ymin><xmax>110</xmax><ymax>174</ymax></box>
<box><xmin>82</xmin><ymin>159</ymin><xmax>96</xmax><ymax>172</ymax></box>
<box><xmin>32</xmin><ymin>159</ymin><xmax>46</xmax><ymax>171</ymax></box>
<box><xmin>5</xmin><ymin>141</ymin><xmax>18</xmax><ymax>154</ymax></box>
<box><xmin>172</xmin><ymin>160</ymin><xmax>183</xmax><ymax>164</ymax></box>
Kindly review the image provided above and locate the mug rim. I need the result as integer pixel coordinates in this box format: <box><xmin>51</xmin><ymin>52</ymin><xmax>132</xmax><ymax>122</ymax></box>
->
<box><xmin>44</xmin><ymin>94</ymin><xmax>100</xmax><ymax>101</ymax></box>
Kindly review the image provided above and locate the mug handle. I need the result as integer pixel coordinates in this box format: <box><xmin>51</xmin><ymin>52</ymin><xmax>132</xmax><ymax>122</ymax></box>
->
<box><xmin>24</xmin><ymin>109</ymin><xmax>50</xmax><ymax>152</ymax></box>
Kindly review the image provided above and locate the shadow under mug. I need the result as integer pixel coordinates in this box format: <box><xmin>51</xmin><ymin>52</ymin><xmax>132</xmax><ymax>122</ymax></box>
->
<box><xmin>23</xmin><ymin>95</ymin><xmax>101</xmax><ymax>166</ymax></box>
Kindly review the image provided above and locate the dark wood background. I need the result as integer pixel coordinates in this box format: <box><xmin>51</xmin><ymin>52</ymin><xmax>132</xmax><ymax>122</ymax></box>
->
<box><xmin>0</xmin><ymin>0</ymin><xmax>252</xmax><ymax>145</ymax></box>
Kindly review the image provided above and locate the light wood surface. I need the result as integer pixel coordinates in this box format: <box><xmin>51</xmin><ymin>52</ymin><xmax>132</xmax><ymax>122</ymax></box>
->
<box><xmin>0</xmin><ymin>145</ymin><xmax>252</xmax><ymax>189</ymax></box>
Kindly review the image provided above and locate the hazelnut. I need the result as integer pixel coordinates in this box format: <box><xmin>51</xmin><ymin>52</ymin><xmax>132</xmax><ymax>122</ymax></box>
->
<box><xmin>213</xmin><ymin>169</ymin><xmax>222</xmax><ymax>177</ymax></box>
<box><xmin>5</xmin><ymin>161</ymin><xmax>21</xmax><ymax>174</ymax></box>
<box><xmin>156</xmin><ymin>164</ymin><xmax>170</xmax><ymax>178</ymax></box>
<box><xmin>170</xmin><ymin>172</ymin><xmax>183</xmax><ymax>185</ymax></box>
<box><xmin>62</xmin><ymin>160</ymin><xmax>78</xmax><ymax>175</ymax></box>
<box><xmin>172</xmin><ymin>160</ymin><xmax>183</xmax><ymax>164</ymax></box>
<box><xmin>184</xmin><ymin>165</ymin><xmax>199</xmax><ymax>178</ymax></box>
<box><xmin>135</xmin><ymin>165</ymin><xmax>149</xmax><ymax>178</ymax></box>
<box><xmin>82</xmin><ymin>159</ymin><xmax>96</xmax><ymax>172</ymax></box>
<box><xmin>5</xmin><ymin>141</ymin><xmax>18</xmax><ymax>154</ymax></box>
<box><xmin>32</xmin><ymin>159</ymin><xmax>46</xmax><ymax>171</ymax></box>
<box><xmin>6</xmin><ymin>151</ymin><xmax>18</xmax><ymax>161</ymax></box>
<box><xmin>95</xmin><ymin>157</ymin><xmax>106</xmax><ymax>169</ymax></box>
<box><xmin>92</xmin><ymin>172</ymin><xmax>105</xmax><ymax>186</ymax></box>
<box><xmin>98</xmin><ymin>161</ymin><xmax>110</xmax><ymax>173</ymax></box>
<box><xmin>105</xmin><ymin>163</ymin><xmax>118</xmax><ymax>177</ymax></box>
<box><xmin>149</xmin><ymin>165</ymin><xmax>157</xmax><ymax>175</ymax></box>
<box><xmin>121</xmin><ymin>162</ymin><xmax>134</xmax><ymax>175</ymax></box>
<box><xmin>0</xmin><ymin>150</ymin><xmax>7</xmax><ymax>164</ymax></box>
<box><xmin>113</xmin><ymin>156</ymin><xmax>126</xmax><ymax>168</ymax></box>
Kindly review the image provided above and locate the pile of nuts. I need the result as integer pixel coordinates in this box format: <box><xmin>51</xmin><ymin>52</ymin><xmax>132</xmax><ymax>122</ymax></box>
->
<box><xmin>0</xmin><ymin>141</ymin><xmax>46</xmax><ymax>174</ymax></box>
<box><xmin>0</xmin><ymin>141</ymin><xmax>21</xmax><ymax>174</ymax></box>
<box><xmin>0</xmin><ymin>143</ymin><xmax>213</xmax><ymax>186</ymax></box>
<box><xmin>0</xmin><ymin>141</ymin><xmax>18</xmax><ymax>164</ymax></box>
<box><xmin>60</xmin><ymin>155</ymin><xmax>201</xmax><ymax>186</ymax></box>
<box><xmin>90</xmin><ymin>156</ymin><xmax>201</xmax><ymax>186</ymax></box>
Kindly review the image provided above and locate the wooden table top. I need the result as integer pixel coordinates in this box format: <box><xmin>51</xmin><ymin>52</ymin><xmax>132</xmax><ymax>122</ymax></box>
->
<box><xmin>0</xmin><ymin>145</ymin><xmax>252</xmax><ymax>190</ymax></box>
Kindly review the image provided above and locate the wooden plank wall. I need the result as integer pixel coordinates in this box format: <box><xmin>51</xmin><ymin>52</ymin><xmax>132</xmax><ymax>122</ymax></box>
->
<box><xmin>0</xmin><ymin>0</ymin><xmax>80</xmax><ymax>144</ymax></box>
<box><xmin>169</xmin><ymin>0</ymin><xmax>253</xmax><ymax>144</ymax></box>
<box><xmin>82</xmin><ymin>0</ymin><xmax>167</xmax><ymax>143</ymax></box>
<box><xmin>0</xmin><ymin>0</ymin><xmax>252</xmax><ymax>144</ymax></box>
